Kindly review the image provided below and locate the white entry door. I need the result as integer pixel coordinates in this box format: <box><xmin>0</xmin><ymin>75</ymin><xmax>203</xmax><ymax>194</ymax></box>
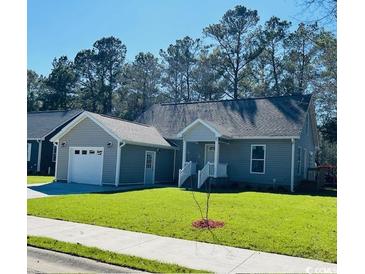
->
<box><xmin>205</xmin><ymin>144</ymin><xmax>215</xmax><ymax>164</ymax></box>
<box><xmin>68</xmin><ymin>147</ymin><xmax>103</xmax><ymax>185</ymax></box>
<box><xmin>144</xmin><ymin>151</ymin><xmax>156</xmax><ymax>184</ymax></box>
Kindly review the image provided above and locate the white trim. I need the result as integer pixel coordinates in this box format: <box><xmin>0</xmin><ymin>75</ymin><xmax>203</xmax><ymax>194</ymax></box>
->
<box><xmin>182</xmin><ymin>140</ymin><xmax>187</xmax><ymax>167</ymax></box>
<box><xmin>27</xmin><ymin>143</ymin><xmax>31</xmax><ymax>162</ymax></box>
<box><xmin>290</xmin><ymin>138</ymin><xmax>295</xmax><ymax>192</ymax></box>
<box><xmin>214</xmin><ymin>138</ymin><xmax>219</xmax><ymax>178</ymax></box>
<box><xmin>67</xmin><ymin>146</ymin><xmax>104</xmax><ymax>185</ymax></box>
<box><xmin>50</xmin><ymin>112</ymin><xmax>120</xmax><ymax>143</ymax></box>
<box><xmin>54</xmin><ymin>143</ymin><xmax>59</xmax><ymax>180</ymax></box>
<box><xmin>115</xmin><ymin>141</ymin><xmax>126</xmax><ymax>186</ymax></box>
<box><xmin>37</xmin><ymin>140</ymin><xmax>42</xmax><ymax>172</ymax></box>
<box><xmin>297</xmin><ymin>146</ymin><xmax>302</xmax><ymax>175</ymax></box>
<box><xmin>177</xmin><ymin>119</ymin><xmax>222</xmax><ymax>138</ymax></box>
<box><xmin>250</xmin><ymin>144</ymin><xmax>266</xmax><ymax>174</ymax></box>
<box><xmin>144</xmin><ymin>150</ymin><xmax>156</xmax><ymax>184</ymax></box>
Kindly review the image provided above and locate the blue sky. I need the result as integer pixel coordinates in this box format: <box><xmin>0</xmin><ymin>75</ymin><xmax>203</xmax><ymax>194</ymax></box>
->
<box><xmin>28</xmin><ymin>0</ymin><xmax>335</xmax><ymax>76</ymax></box>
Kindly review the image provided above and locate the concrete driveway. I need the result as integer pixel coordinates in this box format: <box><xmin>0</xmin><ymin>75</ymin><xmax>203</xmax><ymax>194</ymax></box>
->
<box><xmin>27</xmin><ymin>182</ymin><xmax>167</xmax><ymax>199</ymax></box>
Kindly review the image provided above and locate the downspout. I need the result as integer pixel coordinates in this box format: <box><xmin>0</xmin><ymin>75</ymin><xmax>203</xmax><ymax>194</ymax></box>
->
<box><xmin>37</xmin><ymin>139</ymin><xmax>42</xmax><ymax>173</ymax></box>
<box><xmin>115</xmin><ymin>141</ymin><xmax>126</xmax><ymax>186</ymax></box>
<box><xmin>290</xmin><ymin>138</ymin><xmax>295</xmax><ymax>193</ymax></box>
<box><xmin>54</xmin><ymin>142</ymin><xmax>59</xmax><ymax>181</ymax></box>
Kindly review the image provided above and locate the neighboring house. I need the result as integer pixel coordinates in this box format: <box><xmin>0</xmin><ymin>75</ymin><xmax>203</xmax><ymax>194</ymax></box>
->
<box><xmin>137</xmin><ymin>94</ymin><xmax>319</xmax><ymax>192</ymax></box>
<box><xmin>49</xmin><ymin>94</ymin><xmax>318</xmax><ymax>192</ymax></box>
<box><xmin>50</xmin><ymin>111</ymin><xmax>176</xmax><ymax>186</ymax></box>
<box><xmin>27</xmin><ymin>110</ymin><xmax>83</xmax><ymax>175</ymax></box>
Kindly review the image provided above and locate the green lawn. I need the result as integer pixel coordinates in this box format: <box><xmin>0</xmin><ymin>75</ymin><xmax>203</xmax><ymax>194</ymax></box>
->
<box><xmin>27</xmin><ymin>236</ymin><xmax>204</xmax><ymax>273</ymax></box>
<box><xmin>27</xmin><ymin>176</ymin><xmax>54</xmax><ymax>184</ymax></box>
<box><xmin>27</xmin><ymin>188</ymin><xmax>337</xmax><ymax>263</ymax></box>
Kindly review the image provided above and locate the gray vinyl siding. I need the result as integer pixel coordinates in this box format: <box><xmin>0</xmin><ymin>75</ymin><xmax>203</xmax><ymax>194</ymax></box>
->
<box><xmin>119</xmin><ymin>144</ymin><xmax>174</xmax><ymax>184</ymax></box>
<box><xmin>173</xmin><ymin>138</ymin><xmax>292</xmax><ymax>187</ymax></box>
<box><xmin>220</xmin><ymin>139</ymin><xmax>292</xmax><ymax>186</ymax></box>
<box><xmin>294</xmin><ymin>111</ymin><xmax>317</xmax><ymax>184</ymax></box>
<box><xmin>27</xmin><ymin>140</ymin><xmax>39</xmax><ymax>173</ymax></box>
<box><xmin>56</xmin><ymin>117</ymin><xmax>118</xmax><ymax>184</ymax></box>
<box><xmin>184</xmin><ymin>124</ymin><xmax>216</xmax><ymax>142</ymax></box>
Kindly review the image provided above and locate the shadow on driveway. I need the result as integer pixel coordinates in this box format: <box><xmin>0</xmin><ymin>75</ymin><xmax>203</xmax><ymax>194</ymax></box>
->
<box><xmin>27</xmin><ymin>182</ymin><xmax>172</xmax><ymax>199</ymax></box>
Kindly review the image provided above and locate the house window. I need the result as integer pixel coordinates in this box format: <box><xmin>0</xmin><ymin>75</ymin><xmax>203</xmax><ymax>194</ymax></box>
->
<box><xmin>146</xmin><ymin>154</ymin><xmax>152</xmax><ymax>168</ymax></box>
<box><xmin>52</xmin><ymin>145</ymin><xmax>57</xmax><ymax>162</ymax></box>
<box><xmin>27</xmin><ymin>143</ymin><xmax>31</xmax><ymax>162</ymax></box>
<box><xmin>296</xmin><ymin>146</ymin><xmax>302</xmax><ymax>175</ymax></box>
<box><xmin>82</xmin><ymin>150</ymin><xmax>87</xmax><ymax>155</ymax></box>
<box><xmin>250</xmin><ymin>145</ymin><xmax>266</xmax><ymax>174</ymax></box>
<box><xmin>74</xmin><ymin>150</ymin><xmax>80</xmax><ymax>155</ymax></box>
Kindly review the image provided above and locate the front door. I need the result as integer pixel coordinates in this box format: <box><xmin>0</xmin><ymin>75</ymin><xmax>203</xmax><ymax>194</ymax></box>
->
<box><xmin>144</xmin><ymin>151</ymin><xmax>156</xmax><ymax>184</ymax></box>
<box><xmin>205</xmin><ymin>144</ymin><xmax>215</xmax><ymax>164</ymax></box>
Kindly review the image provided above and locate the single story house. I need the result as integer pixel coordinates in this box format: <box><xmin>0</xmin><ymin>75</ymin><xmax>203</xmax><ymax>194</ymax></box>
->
<box><xmin>27</xmin><ymin>110</ymin><xmax>83</xmax><ymax>175</ymax></box>
<box><xmin>50</xmin><ymin>94</ymin><xmax>318</xmax><ymax>192</ymax></box>
<box><xmin>136</xmin><ymin>94</ymin><xmax>319</xmax><ymax>192</ymax></box>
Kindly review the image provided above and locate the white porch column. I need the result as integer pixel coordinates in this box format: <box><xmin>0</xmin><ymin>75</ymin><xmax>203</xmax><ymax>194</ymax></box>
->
<box><xmin>182</xmin><ymin>140</ymin><xmax>187</xmax><ymax>167</ymax></box>
<box><xmin>214</xmin><ymin>137</ymin><xmax>219</xmax><ymax>178</ymax></box>
<box><xmin>37</xmin><ymin>140</ymin><xmax>42</xmax><ymax>173</ymax></box>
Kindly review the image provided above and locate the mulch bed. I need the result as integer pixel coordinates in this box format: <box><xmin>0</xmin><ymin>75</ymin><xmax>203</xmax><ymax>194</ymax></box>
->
<box><xmin>192</xmin><ymin>219</ymin><xmax>225</xmax><ymax>229</ymax></box>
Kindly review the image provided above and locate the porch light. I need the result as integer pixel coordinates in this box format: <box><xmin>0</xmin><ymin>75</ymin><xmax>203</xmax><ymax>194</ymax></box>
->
<box><xmin>61</xmin><ymin>141</ymin><xmax>67</xmax><ymax>147</ymax></box>
<box><xmin>107</xmin><ymin>141</ymin><xmax>113</xmax><ymax>148</ymax></box>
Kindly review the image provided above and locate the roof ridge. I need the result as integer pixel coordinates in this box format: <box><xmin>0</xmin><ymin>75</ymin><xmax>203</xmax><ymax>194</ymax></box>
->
<box><xmin>91</xmin><ymin>112</ymin><xmax>153</xmax><ymax>128</ymax></box>
<box><xmin>159</xmin><ymin>94</ymin><xmax>311</xmax><ymax>106</ymax></box>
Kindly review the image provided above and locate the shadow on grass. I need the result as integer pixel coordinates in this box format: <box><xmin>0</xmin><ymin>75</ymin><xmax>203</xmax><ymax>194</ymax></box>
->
<box><xmin>28</xmin><ymin>182</ymin><xmax>174</xmax><ymax>196</ymax></box>
<box><xmin>179</xmin><ymin>183</ymin><xmax>337</xmax><ymax>198</ymax></box>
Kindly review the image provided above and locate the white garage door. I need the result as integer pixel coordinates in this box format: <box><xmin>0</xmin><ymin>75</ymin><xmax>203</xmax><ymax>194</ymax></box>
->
<box><xmin>68</xmin><ymin>147</ymin><xmax>104</xmax><ymax>185</ymax></box>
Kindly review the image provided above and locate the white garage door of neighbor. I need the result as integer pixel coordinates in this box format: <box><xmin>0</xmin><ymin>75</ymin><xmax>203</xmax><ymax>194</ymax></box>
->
<box><xmin>68</xmin><ymin>147</ymin><xmax>104</xmax><ymax>185</ymax></box>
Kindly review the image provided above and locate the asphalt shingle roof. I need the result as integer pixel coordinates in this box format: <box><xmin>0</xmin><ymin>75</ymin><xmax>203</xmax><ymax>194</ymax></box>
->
<box><xmin>27</xmin><ymin>110</ymin><xmax>83</xmax><ymax>139</ymax></box>
<box><xmin>136</xmin><ymin>95</ymin><xmax>312</xmax><ymax>139</ymax></box>
<box><xmin>87</xmin><ymin>112</ymin><xmax>172</xmax><ymax>148</ymax></box>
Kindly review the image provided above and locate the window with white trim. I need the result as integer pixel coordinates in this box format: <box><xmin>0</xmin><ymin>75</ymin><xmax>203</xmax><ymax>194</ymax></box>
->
<box><xmin>27</xmin><ymin>143</ymin><xmax>31</xmax><ymax>162</ymax></box>
<box><xmin>250</xmin><ymin>145</ymin><xmax>266</xmax><ymax>174</ymax></box>
<box><xmin>52</xmin><ymin>144</ymin><xmax>57</xmax><ymax>162</ymax></box>
<box><xmin>296</xmin><ymin>146</ymin><xmax>302</xmax><ymax>175</ymax></box>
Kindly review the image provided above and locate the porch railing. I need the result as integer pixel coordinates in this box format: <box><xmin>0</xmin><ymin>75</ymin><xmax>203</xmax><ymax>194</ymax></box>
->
<box><xmin>178</xmin><ymin>161</ymin><xmax>196</xmax><ymax>187</ymax></box>
<box><xmin>197</xmin><ymin>162</ymin><xmax>228</xmax><ymax>188</ymax></box>
<box><xmin>198</xmin><ymin>162</ymin><xmax>213</xmax><ymax>189</ymax></box>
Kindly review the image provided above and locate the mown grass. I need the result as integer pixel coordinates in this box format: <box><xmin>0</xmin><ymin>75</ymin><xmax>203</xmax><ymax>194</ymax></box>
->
<box><xmin>27</xmin><ymin>188</ymin><xmax>337</xmax><ymax>262</ymax></box>
<box><xmin>27</xmin><ymin>235</ymin><xmax>206</xmax><ymax>273</ymax></box>
<box><xmin>27</xmin><ymin>176</ymin><xmax>54</xmax><ymax>184</ymax></box>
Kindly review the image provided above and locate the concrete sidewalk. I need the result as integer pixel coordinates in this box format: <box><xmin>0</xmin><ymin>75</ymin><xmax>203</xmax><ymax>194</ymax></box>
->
<box><xmin>28</xmin><ymin>216</ymin><xmax>336</xmax><ymax>273</ymax></box>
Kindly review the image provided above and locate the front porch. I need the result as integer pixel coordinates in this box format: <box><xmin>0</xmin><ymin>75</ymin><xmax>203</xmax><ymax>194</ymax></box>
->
<box><xmin>177</xmin><ymin>119</ymin><xmax>228</xmax><ymax>188</ymax></box>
